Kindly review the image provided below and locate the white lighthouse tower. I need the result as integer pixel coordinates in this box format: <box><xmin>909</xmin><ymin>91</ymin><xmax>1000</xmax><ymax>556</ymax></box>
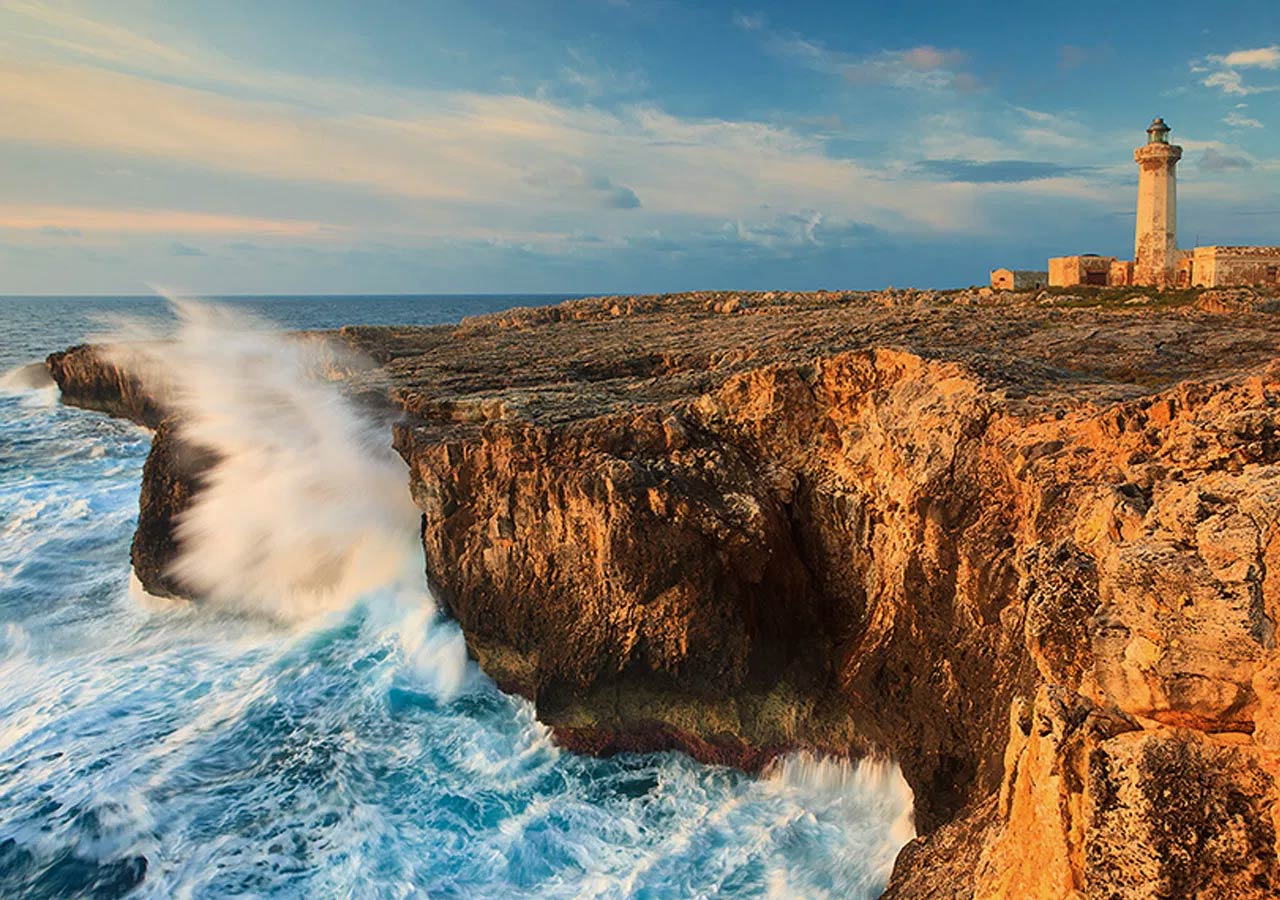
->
<box><xmin>1133</xmin><ymin>117</ymin><xmax>1182</xmax><ymax>287</ymax></box>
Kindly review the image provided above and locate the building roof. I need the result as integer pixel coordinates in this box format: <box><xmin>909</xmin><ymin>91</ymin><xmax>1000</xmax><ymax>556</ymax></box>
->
<box><xmin>1195</xmin><ymin>245</ymin><xmax>1280</xmax><ymax>251</ymax></box>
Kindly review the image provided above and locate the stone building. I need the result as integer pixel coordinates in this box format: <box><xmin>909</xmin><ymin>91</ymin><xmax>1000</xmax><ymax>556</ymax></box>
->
<box><xmin>1048</xmin><ymin>255</ymin><xmax>1114</xmax><ymax>287</ymax></box>
<box><xmin>989</xmin><ymin>268</ymin><xmax>1047</xmax><ymax>290</ymax></box>
<box><xmin>996</xmin><ymin>118</ymin><xmax>1280</xmax><ymax>290</ymax></box>
<box><xmin>1186</xmin><ymin>246</ymin><xmax>1280</xmax><ymax>288</ymax></box>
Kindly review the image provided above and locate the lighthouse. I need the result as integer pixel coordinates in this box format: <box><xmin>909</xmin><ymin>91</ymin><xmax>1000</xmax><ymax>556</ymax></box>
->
<box><xmin>1133</xmin><ymin>117</ymin><xmax>1182</xmax><ymax>287</ymax></box>
<box><xmin>997</xmin><ymin>113</ymin><xmax>1280</xmax><ymax>290</ymax></box>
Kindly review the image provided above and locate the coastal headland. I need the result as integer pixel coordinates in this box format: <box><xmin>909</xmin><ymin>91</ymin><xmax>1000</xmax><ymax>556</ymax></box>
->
<box><xmin>48</xmin><ymin>286</ymin><xmax>1280</xmax><ymax>898</ymax></box>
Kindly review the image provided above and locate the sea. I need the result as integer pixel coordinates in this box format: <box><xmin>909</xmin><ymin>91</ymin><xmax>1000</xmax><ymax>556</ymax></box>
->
<box><xmin>0</xmin><ymin>295</ymin><xmax>912</xmax><ymax>899</ymax></box>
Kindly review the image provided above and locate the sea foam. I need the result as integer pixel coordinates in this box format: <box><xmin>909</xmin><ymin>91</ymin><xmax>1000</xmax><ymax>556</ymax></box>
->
<box><xmin>0</xmin><ymin>360</ymin><xmax>55</xmax><ymax>393</ymax></box>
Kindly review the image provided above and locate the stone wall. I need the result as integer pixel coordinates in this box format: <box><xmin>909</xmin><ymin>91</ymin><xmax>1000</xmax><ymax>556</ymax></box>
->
<box><xmin>1193</xmin><ymin>246</ymin><xmax>1280</xmax><ymax>288</ymax></box>
<box><xmin>1110</xmin><ymin>260</ymin><xmax>1135</xmax><ymax>287</ymax></box>
<box><xmin>991</xmin><ymin>269</ymin><xmax>1047</xmax><ymax>291</ymax></box>
<box><xmin>1049</xmin><ymin>256</ymin><xmax>1115</xmax><ymax>287</ymax></box>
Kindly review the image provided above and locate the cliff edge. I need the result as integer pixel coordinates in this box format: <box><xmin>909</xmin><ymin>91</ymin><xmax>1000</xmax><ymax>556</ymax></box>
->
<box><xmin>49</xmin><ymin>288</ymin><xmax>1280</xmax><ymax>898</ymax></box>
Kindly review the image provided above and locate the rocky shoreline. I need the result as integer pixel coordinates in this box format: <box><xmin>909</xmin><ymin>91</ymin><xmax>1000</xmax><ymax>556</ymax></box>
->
<box><xmin>48</xmin><ymin>288</ymin><xmax>1280</xmax><ymax>898</ymax></box>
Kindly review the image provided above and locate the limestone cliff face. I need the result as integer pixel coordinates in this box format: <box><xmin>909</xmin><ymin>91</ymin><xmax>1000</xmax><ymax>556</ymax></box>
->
<box><xmin>960</xmin><ymin>372</ymin><xmax>1280</xmax><ymax>899</ymax></box>
<box><xmin>395</xmin><ymin>349</ymin><xmax>1035</xmax><ymax>831</ymax></box>
<box><xmin>397</xmin><ymin>343</ymin><xmax>1280</xmax><ymax>897</ymax></box>
<box><xmin>47</xmin><ymin>291</ymin><xmax>1280</xmax><ymax>898</ymax></box>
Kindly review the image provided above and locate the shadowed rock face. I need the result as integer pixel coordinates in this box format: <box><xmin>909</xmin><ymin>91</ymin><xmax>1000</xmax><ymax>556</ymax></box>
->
<box><xmin>48</xmin><ymin>289</ymin><xmax>1280</xmax><ymax>898</ymax></box>
<box><xmin>46</xmin><ymin>344</ymin><xmax>166</xmax><ymax>429</ymax></box>
<box><xmin>130</xmin><ymin>419</ymin><xmax>215</xmax><ymax>600</ymax></box>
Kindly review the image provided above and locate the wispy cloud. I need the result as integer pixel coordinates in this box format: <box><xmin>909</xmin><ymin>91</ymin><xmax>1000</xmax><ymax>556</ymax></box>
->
<box><xmin>0</xmin><ymin>204</ymin><xmax>330</xmax><ymax>235</ymax></box>
<box><xmin>742</xmin><ymin>19</ymin><xmax>975</xmax><ymax>93</ymax></box>
<box><xmin>787</xmin><ymin>39</ymin><xmax>975</xmax><ymax>91</ymax></box>
<box><xmin>555</xmin><ymin>47</ymin><xmax>647</xmax><ymax>100</ymax></box>
<box><xmin>1204</xmin><ymin>71</ymin><xmax>1255</xmax><ymax>96</ymax></box>
<box><xmin>524</xmin><ymin>166</ymin><xmax>642</xmax><ymax>209</ymax></box>
<box><xmin>912</xmin><ymin>159</ymin><xmax>1093</xmax><ymax>184</ymax></box>
<box><xmin>622</xmin><ymin>209</ymin><xmax>877</xmax><ymax>257</ymax></box>
<box><xmin>39</xmin><ymin>224</ymin><xmax>82</xmax><ymax>238</ymax></box>
<box><xmin>1200</xmin><ymin>148</ymin><xmax>1254</xmax><ymax>171</ymax></box>
<box><xmin>1014</xmin><ymin>106</ymin><xmax>1056</xmax><ymax>124</ymax></box>
<box><xmin>1195</xmin><ymin>46</ymin><xmax>1280</xmax><ymax>95</ymax></box>
<box><xmin>1222</xmin><ymin>46</ymin><xmax>1280</xmax><ymax>69</ymax></box>
<box><xmin>1</xmin><ymin>0</ymin><xmax>189</xmax><ymax>68</ymax></box>
<box><xmin>1224</xmin><ymin>111</ymin><xmax>1263</xmax><ymax>128</ymax></box>
<box><xmin>0</xmin><ymin>42</ymin><xmax>987</xmax><ymax>238</ymax></box>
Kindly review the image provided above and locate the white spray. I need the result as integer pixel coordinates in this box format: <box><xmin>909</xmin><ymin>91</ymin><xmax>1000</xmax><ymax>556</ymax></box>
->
<box><xmin>766</xmin><ymin>751</ymin><xmax>915</xmax><ymax>897</ymax></box>
<box><xmin>0</xmin><ymin>361</ymin><xmax>56</xmax><ymax>393</ymax></box>
<box><xmin>103</xmin><ymin>300</ymin><xmax>451</xmax><ymax>637</ymax></box>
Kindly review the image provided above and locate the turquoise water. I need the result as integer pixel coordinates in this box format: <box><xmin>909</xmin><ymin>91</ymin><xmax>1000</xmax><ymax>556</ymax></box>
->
<box><xmin>0</xmin><ymin>296</ymin><xmax>911</xmax><ymax>899</ymax></box>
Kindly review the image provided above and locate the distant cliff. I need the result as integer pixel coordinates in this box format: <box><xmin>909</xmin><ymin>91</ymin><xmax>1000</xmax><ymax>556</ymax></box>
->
<box><xmin>49</xmin><ymin>288</ymin><xmax>1280</xmax><ymax>898</ymax></box>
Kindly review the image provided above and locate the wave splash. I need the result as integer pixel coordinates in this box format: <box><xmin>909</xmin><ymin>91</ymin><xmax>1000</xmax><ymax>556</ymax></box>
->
<box><xmin>0</xmin><ymin>361</ymin><xmax>58</xmax><ymax>411</ymax></box>
<box><xmin>765</xmin><ymin>752</ymin><xmax>915</xmax><ymax>896</ymax></box>
<box><xmin>105</xmin><ymin>299</ymin><xmax>426</xmax><ymax>623</ymax></box>
<box><xmin>0</xmin><ymin>361</ymin><xmax>56</xmax><ymax>393</ymax></box>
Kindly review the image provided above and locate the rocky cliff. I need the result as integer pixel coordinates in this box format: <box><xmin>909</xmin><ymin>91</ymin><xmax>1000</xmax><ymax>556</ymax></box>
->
<box><xmin>48</xmin><ymin>288</ymin><xmax>1280</xmax><ymax>898</ymax></box>
<box><xmin>47</xmin><ymin>343</ymin><xmax>167</xmax><ymax>428</ymax></box>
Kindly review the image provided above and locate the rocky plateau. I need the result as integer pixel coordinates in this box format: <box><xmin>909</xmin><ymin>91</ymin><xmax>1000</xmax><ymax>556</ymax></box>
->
<box><xmin>46</xmin><ymin>287</ymin><xmax>1280</xmax><ymax>898</ymax></box>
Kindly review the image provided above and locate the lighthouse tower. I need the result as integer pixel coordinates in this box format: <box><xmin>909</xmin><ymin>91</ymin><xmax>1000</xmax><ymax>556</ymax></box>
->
<box><xmin>1133</xmin><ymin>117</ymin><xmax>1182</xmax><ymax>287</ymax></box>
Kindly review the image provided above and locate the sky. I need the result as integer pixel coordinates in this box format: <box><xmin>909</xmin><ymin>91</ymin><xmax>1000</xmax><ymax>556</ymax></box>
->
<box><xmin>2</xmin><ymin>0</ymin><xmax>1279</xmax><ymax>295</ymax></box>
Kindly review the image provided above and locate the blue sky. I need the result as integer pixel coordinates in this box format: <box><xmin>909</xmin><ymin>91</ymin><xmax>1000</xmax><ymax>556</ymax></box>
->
<box><xmin>2</xmin><ymin>0</ymin><xmax>1279</xmax><ymax>294</ymax></box>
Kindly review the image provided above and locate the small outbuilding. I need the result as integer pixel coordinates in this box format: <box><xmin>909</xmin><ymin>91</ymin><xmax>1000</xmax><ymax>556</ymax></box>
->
<box><xmin>1049</xmin><ymin>255</ymin><xmax>1115</xmax><ymax>287</ymax></box>
<box><xmin>1186</xmin><ymin>246</ymin><xmax>1280</xmax><ymax>288</ymax></box>
<box><xmin>990</xmin><ymin>268</ymin><xmax>1048</xmax><ymax>290</ymax></box>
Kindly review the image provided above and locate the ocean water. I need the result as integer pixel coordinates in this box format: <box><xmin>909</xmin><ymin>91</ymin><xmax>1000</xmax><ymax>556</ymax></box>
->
<box><xmin>0</xmin><ymin>295</ymin><xmax>912</xmax><ymax>899</ymax></box>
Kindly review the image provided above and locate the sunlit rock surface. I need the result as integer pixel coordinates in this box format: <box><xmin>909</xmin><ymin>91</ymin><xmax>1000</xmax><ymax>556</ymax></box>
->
<box><xmin>50</xmin><ymin>288</ymin><xmax>1280</xmax><ymax>898</ymax></box>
